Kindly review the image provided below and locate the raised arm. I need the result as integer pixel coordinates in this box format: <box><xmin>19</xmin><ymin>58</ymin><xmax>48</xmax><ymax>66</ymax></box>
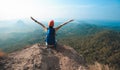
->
<box><xmin>30</xmin><ymin>17</ymin><xmax>47</xmax><ymax>31</ymax></box>
<box><xmin>55</xmin><ymin>19</ymin><xmax>74</xmax><ymax>31</ymax></box>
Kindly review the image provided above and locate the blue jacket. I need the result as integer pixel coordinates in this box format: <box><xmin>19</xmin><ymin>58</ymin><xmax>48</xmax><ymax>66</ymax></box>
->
<box><xmin>46</xmin><ymin>27</ymin><xmax>55</xmax><ymax>45</ymax></box>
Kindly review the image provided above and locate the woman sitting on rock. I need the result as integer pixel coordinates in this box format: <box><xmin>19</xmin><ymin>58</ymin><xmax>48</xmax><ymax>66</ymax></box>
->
<box><xmin>31</xmin><ymin>17</ymin><xmax>73</xmax><ymax>49</ymax></box>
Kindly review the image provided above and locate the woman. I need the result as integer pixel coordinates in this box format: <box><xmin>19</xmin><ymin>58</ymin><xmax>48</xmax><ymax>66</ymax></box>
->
<box><xmin>31</xmin><ymin>17</ymin><xmax>74</xmax><ymax>49</ymax></box>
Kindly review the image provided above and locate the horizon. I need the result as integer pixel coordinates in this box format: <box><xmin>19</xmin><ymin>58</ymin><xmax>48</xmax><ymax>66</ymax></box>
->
<box><xmin>0</xmin><ymin>0</ymin><xmax>120</xmax><ymax>21</ymax></box>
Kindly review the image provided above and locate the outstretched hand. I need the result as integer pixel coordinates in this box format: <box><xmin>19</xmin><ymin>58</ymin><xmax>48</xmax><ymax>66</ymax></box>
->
<box><xmin>30</xmin><ymin>17</ymin><xmax>34</xmax><ymax>20</ymax></box>
<box><xmin>65</xmin><ymin>19</ymin><xmax>74</xmax><ymax>24</ymax></box>
<box><xmin>30</xmin><ymin>17</ymin><xmax>37</xmax><ymax>22</ymax></box>
<box><xmin>69</xmin><ymin>19</ymin><xmax>74</xmax><ymax>22</ymax></box>
<box><xmin>55</xmin><ymin>19</ymin><xmax>74</xmax><ymax>31</ymax></box>
<box><xmin>30</xmin><ymin>17</ymin><xmax>47</xmax><ymax>30</ymax></box>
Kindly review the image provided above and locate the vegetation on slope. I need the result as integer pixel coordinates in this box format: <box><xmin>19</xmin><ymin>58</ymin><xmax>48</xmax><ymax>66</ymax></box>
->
<box><xmin>0</xmin><ymin>22</ymin><xmax>120</xmax><ymax>70</ymax></box>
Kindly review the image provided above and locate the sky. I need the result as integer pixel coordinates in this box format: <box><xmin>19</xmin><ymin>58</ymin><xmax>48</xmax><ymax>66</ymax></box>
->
<box><xmin>0</xmin><ymin>0</ymin><xmax>120</xmax><ymax>21</ymax></box>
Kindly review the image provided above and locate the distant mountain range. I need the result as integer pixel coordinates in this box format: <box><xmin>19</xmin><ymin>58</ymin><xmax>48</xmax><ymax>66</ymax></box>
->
<box><xmin>0</xmin><ymin>20</ymin><xmax>39</xmax><ymax>33</ymax></box>
<box><xmin>0</xmin><ymin>20</ymin><xmax>120</xmax><ymax>70</ymax></box>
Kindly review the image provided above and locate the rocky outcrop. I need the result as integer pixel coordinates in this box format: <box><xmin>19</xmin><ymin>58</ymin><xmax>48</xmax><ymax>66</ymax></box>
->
<box><xmin>0</xmin><ymin>44</ymin><xmax>87</xmax><ymax>70</ymax></box>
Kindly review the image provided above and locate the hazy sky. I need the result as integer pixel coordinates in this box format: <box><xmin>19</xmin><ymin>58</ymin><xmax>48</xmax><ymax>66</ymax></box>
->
<box><xmin>0</xmin><ymin>0</ymin><xmax>120</xmax><ymax>20</ymax></box>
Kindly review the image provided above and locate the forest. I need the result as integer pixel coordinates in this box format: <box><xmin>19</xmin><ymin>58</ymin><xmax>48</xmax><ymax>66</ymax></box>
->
<box><xmin>0</xmin><ymin>20</ymin><xmax>120</xmax><ymax>70</ymax></box>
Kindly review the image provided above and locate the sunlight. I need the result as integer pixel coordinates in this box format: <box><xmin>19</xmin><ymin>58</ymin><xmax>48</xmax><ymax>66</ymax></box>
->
<box><xmin>0</xmin><ymin>0</ymin><xmax>56</xmax><ymax>20</ymax></box>
<box><xmin>0</xmin><ymin>0</ymin><xmax>119</xmax><ymax>21</ymax></box>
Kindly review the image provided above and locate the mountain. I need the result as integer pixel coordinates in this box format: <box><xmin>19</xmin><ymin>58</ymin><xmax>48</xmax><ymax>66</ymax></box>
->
<box><xmin>0</xmin><ymin>20</ymin><xmax>120</xmax><ymax>70</ymax></box>
<box><xmin>0</xmin><ymin>44</ymin><xmax>87</xmax><ymax>70</ymax></box>
<box><xmin>15</xmin><ymin>20</ymin><xmax>27</xmax><ymax>27</ymax></box>
<box><xmin>59</xmin><ymin>30</ymin><xmax>120</xmax><ymax>70</ymax></box>
<box><xmin>0</xmin><ymin>20</ymin><xmax>36</xmax><ymax>33</ymax></box>
<box><xmin>13</xmin><ymin>20</ymin><xmax>34</xmax><ymax>32</ymax></box>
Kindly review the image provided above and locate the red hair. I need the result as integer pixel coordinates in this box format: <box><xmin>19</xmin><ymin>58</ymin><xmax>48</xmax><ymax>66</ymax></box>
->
<box><xmin>48</xmin><ymin>20</ymin><xmax>54</xmax><ymax>27</ymax></box>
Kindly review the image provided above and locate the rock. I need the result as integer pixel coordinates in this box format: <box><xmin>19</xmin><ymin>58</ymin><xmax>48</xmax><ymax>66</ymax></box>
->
<box><xmin>0</xmin><ymin>44</ymin><xmax>87</xmax><ymax>70</ymax></box>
